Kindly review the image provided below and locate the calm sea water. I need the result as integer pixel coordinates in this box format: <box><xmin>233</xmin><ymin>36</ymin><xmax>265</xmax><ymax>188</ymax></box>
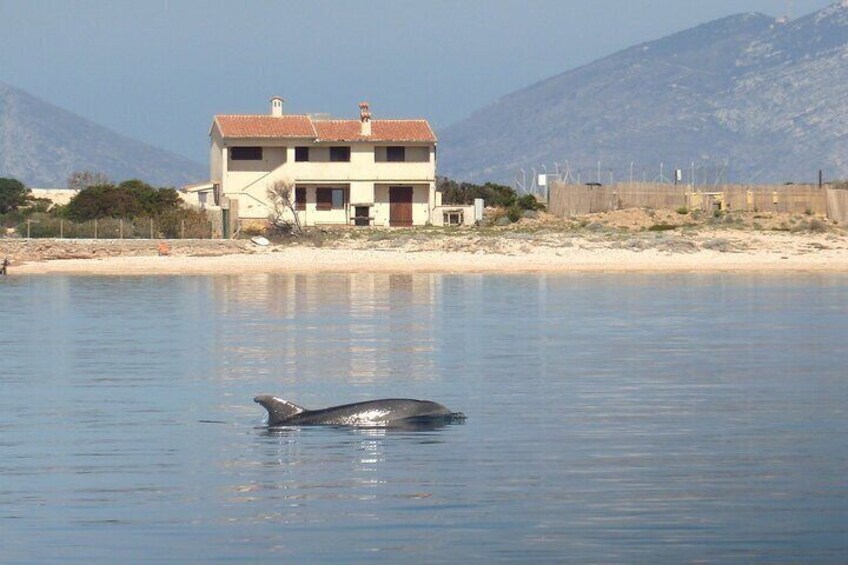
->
<box><xmin>1</xmin><ymin>273</ymin><xmax>847</xmax><ymax>563</ymax></box>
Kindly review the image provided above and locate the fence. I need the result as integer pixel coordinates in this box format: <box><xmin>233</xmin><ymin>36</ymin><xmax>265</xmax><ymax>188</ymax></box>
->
<box><xmin>548</xmin><ymin>181</ymin><xmax>847</xmax><ymax>224</ymax></box>
<box><xmin>16</xmin><ymin>215</ymin><xmax>217</xmax><ymax>239</ymax></box>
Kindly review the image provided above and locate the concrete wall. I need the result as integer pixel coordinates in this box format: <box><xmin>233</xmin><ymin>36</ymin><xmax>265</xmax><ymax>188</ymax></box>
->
<box><xmin>826</xmin><ymin>188</ymin><xmax>848</xmax><ymax>226</ymax></box>
<box><xmin>209</xmin><ymin>131</ymin><xmax>223</xmax><ymax>185</ymax></box>
<box><xmin>549</xmin><ymin>181</ymin><xmax>834</xmax><ymax>218</ymax></box>
<box><xmin>431</xmin><ymin>205</ymin><xmax>476</xmax><ymax>226</ymax></box>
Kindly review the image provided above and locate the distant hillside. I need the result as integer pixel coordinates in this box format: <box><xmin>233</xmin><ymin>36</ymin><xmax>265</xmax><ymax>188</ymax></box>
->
<box><xmin>0</xmin><ymin>83</ymin><xmax>205</xmax><ymax>187</ymax></box>
<box><xmin>439</xmin><ymin>2</ymin><xmax>848</xmax><ymax>185</ymax></box>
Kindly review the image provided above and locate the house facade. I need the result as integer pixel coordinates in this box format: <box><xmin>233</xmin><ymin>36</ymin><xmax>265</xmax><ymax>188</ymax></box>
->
<box><xmin>209</xmin><ymin>97</ymin><xmax>438</xmax><ymax>228</ymax></box>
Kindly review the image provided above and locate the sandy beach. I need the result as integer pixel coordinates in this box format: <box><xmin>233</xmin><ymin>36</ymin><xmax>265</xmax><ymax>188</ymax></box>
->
<box><xmin>4</xmin><ymin>210</ymin><xmax>848</xmax><ymax>276</ymax></box>
<box><xmin>6</xmin><ymin>245</ymin><xmax>845</xmax><ymax>275</ymax></box>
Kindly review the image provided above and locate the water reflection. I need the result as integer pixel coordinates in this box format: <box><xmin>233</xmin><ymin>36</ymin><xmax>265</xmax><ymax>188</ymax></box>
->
<box><xmin>208</xmin><ymin>273</ymin><xmax>438</xmax><ymax>384</ymax></box>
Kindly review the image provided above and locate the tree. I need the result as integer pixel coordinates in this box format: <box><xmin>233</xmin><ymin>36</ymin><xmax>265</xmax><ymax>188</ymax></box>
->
<box><xmin>64</xmin><ymin>184</ymin><xmax>141</xmax><ymax>221</ymax></box>
<box><xmin>67</xmin><ymin>171</ymin><xmax>111</xmax><ymax>191</ymax></box>
<box><xmin>438</xmin><ymin>176</ymin><xmax>518</xmax><ymax>208</ymax></box>
<box><xmin>63</xmin><ymin>180</ymin><xmax>183</xmax><ymax>221</ymax></box>
<box><xmin>266</xmin><ymin>177</ymin><xmax>303</xmax><ymax>235</ymax></box>
<box><xmin>118</xmin><ymin>180</ymin><xmax>181</xmax><ymax>216</ymax></box>
<box><xmin>0</xmin><ymin>177</ymin><xmax>30</xmax><ymax>214</ymax></box>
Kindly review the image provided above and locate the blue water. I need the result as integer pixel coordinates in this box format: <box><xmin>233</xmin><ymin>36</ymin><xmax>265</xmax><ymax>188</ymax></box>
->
<box><xmin>1</xmin><ymin>273</ymin><xmax>847</xmax><ymax>563</ymax></box>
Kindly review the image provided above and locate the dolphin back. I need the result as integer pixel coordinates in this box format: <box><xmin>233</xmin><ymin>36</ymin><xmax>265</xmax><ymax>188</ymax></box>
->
<box><xmin>255</xmin><ymin>396</ymin><xmax>465</xmax><ymax>428</ymax></box>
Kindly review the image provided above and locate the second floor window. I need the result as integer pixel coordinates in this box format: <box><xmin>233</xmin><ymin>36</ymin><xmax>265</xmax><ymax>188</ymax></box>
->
<box><xmin>386</xmin><ymin>146</ymin><xmax>406</xmax><ymax>162</ymax></box>
<box><xmin>330</xmin><ymin>146</ymin><xmax>351</xmax><ymax>162</ymax></box>
<box><xmin>231</xmin><ymin>146</ymin><xmax>262</xmax><ymax>160</ymax></box>
<box><xmin>295</xmin><ymin>146</ymin><xmax>310</xmax><ymax>162</ymax></box>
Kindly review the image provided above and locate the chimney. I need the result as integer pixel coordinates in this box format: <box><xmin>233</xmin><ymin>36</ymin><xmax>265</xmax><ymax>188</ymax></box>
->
<box><xmin>359</xmin><ymin>102</ymin><xmax>371</xmax><ymax>136</ymax></box>
<box><xmin>270</xmin><ymin>96</ymin><xmax>284</xmax><ymax>117</ymax></box>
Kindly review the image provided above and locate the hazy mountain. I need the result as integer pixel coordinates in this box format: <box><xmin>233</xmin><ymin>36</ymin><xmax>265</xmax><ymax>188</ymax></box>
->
<box><xmin>439</xmin><ymin>2</ymin><xmax>848</xmax><ymax>185</ymax></box>
<box><xmin>0</xmin><ymin>82</ymin><xmax>205</xmax><ymax>188</ymax></box>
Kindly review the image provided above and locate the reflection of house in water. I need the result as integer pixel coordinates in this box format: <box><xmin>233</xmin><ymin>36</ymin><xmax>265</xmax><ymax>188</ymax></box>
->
<box><xmin>209</xmin><ymin>273</ymin><xmax>438</xmax><ymax>382</ymax></box>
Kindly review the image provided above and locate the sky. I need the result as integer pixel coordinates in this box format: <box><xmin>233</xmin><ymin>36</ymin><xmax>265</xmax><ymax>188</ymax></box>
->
<box><xmin>0</xmin><ymin>0</ymin><xmax>835</xmax><ymax>164</ymax></box>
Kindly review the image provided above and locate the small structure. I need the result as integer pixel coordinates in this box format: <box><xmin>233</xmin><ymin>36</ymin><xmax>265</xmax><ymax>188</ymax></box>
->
<box><xmin>179</xmin><ymin>182</ymin><xmax>215</xmax><ymax>209</ymax></box>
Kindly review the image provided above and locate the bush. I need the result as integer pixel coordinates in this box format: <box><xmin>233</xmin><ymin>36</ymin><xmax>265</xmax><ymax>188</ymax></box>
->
<box><xmin>1</xmin><ymin>209</ymin><xmax>26</xmax><ymax>229</ymax></box>
<box><xmin>64</xmin><ymin>181</ymin><xmax>182</xmax><ymax>221</ymax></box>
<box><xmin>675</xmin><ymin>206</ymin><xmax>689</xmax><ymax>215</ymax></box>
<box><xmin>439</xmin><ymin>177</ymin><xmax>518</xmax><ymax>208</ymax></box>
<box><xmin>0</xmin><ymin>177</ymin><xmax>30</xmax><ymax>214</ymax></box>
<box><xmin>506</xmin><ymin>205</ymin><xmax>523</xmax><ymax>223</ymax></box>
<box><xmin>808</xmin><ymin>219</ymin><xmax>829</xmax><ymax>233</ymax></box>
<box><xmin>516</xmin><ymin>194</ymin><xmax>545</xmax><ymax>211</ymax></box>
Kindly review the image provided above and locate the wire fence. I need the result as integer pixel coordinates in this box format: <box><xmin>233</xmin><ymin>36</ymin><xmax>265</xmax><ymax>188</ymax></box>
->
<box><xmin>16</xmin><ymin>216</ymin><xmax>217</xmax><ymax>239</ymax></box>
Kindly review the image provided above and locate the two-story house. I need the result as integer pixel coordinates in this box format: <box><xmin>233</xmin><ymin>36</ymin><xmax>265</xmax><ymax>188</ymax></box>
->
<box><xmin>208</xmin><ymin>97</ymin><xmax>437</xmax><ymax>229</ymax></box>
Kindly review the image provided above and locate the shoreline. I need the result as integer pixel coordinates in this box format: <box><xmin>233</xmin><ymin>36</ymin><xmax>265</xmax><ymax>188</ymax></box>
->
<box><xmin>8</xmin><ymin>245</ymin><xmax>848</xmax><ymax>276</ymax></box>
<box><xmin>4</xmin><ymin>208</ymin><xmax>848</xmax><ymax>276</ymax></box>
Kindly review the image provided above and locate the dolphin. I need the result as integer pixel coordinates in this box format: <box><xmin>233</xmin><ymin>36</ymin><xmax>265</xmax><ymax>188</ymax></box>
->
<box><xmin>254</xmin><ymin>395</ymin><xmax>466</xmax><ymax>429</ymax></box>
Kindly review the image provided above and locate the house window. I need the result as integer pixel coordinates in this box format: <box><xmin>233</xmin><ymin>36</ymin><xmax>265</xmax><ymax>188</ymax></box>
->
<box><xmin>230</xmin><ymin>146</ymin><xmax>263</xmax><ymax>160</ymax></box>
<box><xmin>386</xmin><ymin>146</ymin><xmax>406</xmax><ymax>162</ymax></box>
<box><xmin>316</xmin><ymin>187</ymin><xmax>346</xmax><ymax>211</ymax></box>
<box><xmin>295</xmin><ymin>146</ymin><xmax>310</xmax><ymax>162</ymax></box>
<box><xmin>329</xmin><ymin>146</ymin><xmax>351</xmax><ymax>162</ymax></box>
<box><xmin>295</xmin><ymin>187</ymin><xmax>306</xmax><ymax>211</ymax></box>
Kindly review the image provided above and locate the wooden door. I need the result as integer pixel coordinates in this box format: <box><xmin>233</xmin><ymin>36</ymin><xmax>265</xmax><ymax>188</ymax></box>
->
<box><xmin>389</xmin><ymin>186</ymin><xmax>413</xmax><ymax>227</ymax></box>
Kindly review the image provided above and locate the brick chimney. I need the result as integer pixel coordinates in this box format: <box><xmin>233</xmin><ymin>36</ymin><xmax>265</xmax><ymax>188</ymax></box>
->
<box><xmin>270</xmin><ymin>96</ymin><xmax>284</xmax><ymax>117</ymax></box>
<box><xmin>359</xmin><ymin>102</ymin><xmax>371</xmax><ymax>136</ymax></box>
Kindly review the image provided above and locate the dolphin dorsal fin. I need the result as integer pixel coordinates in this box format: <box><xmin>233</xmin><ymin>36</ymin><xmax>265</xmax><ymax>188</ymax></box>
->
<box><xmin>254</xmin><ymin>395</ymin><xmax>307</xmax><ymax>425</ymax></box>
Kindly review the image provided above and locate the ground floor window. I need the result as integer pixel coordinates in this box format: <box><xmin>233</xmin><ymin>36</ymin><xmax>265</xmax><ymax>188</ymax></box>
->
<box><xmin>316</xmin><ymin>187</ymin><xmax>347</xmax><ymax>210</ymax></box>
<box><xmin>295</xmin><ymin>187</ymin><xmax>306</xmax><ymax>210</ymax></box>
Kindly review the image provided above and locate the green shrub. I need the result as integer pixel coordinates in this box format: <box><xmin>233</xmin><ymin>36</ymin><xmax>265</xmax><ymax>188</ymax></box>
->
<box><xmin>0</xmin><ymin>177</ymin><xmax>30</xmax><ymax>214</ymax></box>
<box><xmin>808</xmin><ymin>219</ymin><xmax>828</xmax><ymax>233</ymax></box>
<box><xmin>516</xmin><ymin>194</ymin><xmax>545</xmax><ymax>211</ymax></box>
<box><xmin>648</xmin><ymin>223</ymin><xmax>677</xmax><ymax>232</ymax></box>
<box><xmin>439</xmin><ymin>176</ymin><xmax>518</xmax><ymax>208</ymax></box>
<box><xmin>675</xmin><ymin>206</ymin><xmax>689</xmax><ymax>215</ymax></box>
<box><xmin>64</xmin><ymin>181</ymin><xmax>181</xmax><ymax>221</ymax></box>
<box><xmin>506</xmin><ymin>206</ymin><xmax>523</xmax><ymax>223</ymax></box>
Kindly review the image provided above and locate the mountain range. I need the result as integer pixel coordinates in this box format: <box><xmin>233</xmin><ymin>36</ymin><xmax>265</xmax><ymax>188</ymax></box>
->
<box><xmin>3</xmin><ymin>3</ymin><xmax>847</xmax><ymax>189</ymax></box>
<box><xmin>0</xmin><ymin>82</ymin><xmax>205</xmax><ymax>188</ymax></box>
<box><xmin>438</xmin><ymin>1</ymin><xmax>848</xmax><ymax>185</ymax></box>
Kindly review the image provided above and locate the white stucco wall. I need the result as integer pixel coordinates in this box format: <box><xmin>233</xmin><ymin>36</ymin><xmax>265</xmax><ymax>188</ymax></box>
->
<box><xmin>210</xmin><ymin>124</ymin><xmax>437</xmax><ymax>226</ymax></box>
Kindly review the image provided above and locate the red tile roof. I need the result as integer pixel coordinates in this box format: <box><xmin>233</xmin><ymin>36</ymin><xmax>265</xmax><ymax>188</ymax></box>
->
<box><xmin>314</xmin><ymin>120</ymin><xmax>436</xmax><ymax>142</ymax></box>
<box><xmin>214</xmin><ymin>115</ymin><xmax>317</xmax><ymax>138</ymax></box>
<box><xmin>213</xmin><ymin>115</ymin><xmax>436</xmax><ymax>143</ymax></box>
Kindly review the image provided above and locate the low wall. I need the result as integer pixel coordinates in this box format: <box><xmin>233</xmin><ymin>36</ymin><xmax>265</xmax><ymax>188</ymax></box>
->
<box><xmin>549</xmin><ymin>182</ymin><xmax>840</xmax><ymax>220</ymax></box>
